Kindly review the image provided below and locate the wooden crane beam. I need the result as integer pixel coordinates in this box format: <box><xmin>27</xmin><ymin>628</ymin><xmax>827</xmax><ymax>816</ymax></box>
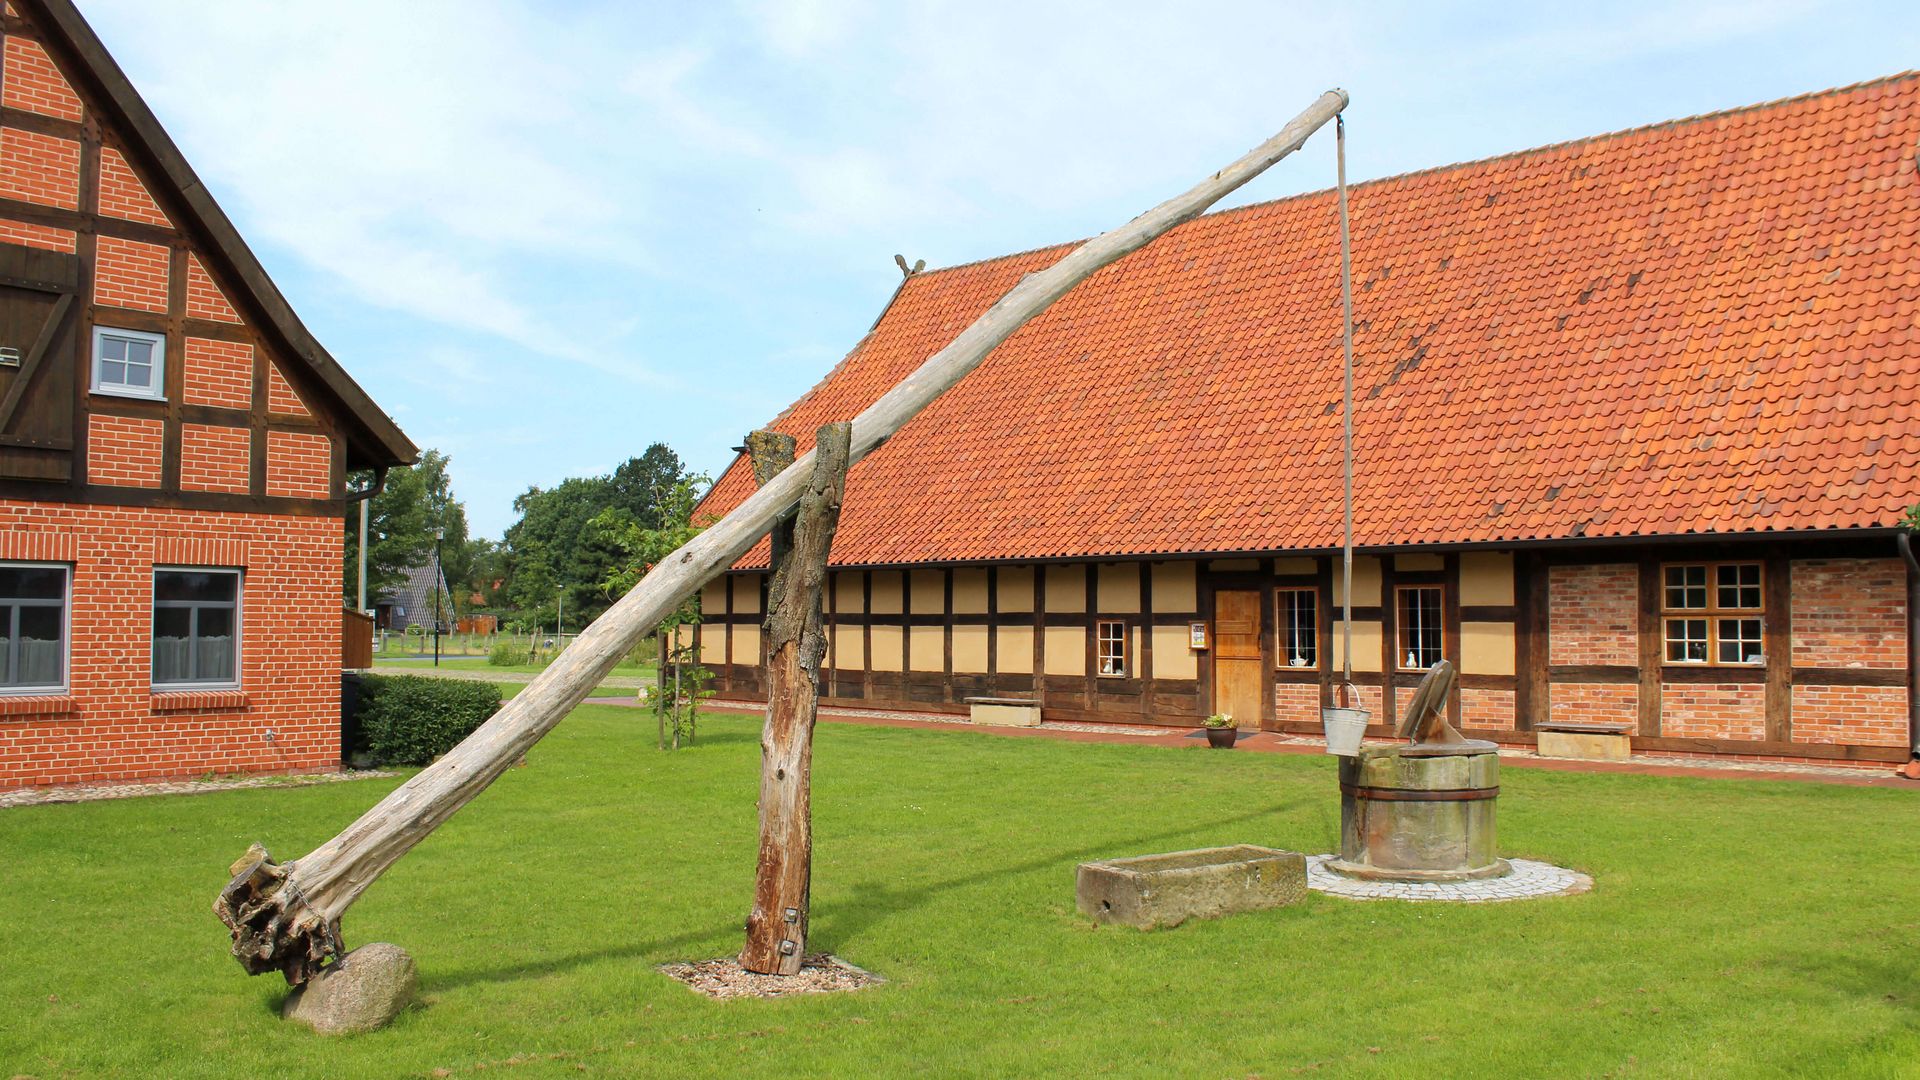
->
<box><xmin>216</xmin><ymin>88</ymin><xmax>1350</xmax><ymax>985</ymax></box>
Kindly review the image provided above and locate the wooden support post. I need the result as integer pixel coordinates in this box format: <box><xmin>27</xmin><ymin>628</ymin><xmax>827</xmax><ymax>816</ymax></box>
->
<box><xmin>212</xmin><ymin>89</ymin><xmax>1348</xmax><ymax>986</ymax></box>
<box><xmin>741</xmin><ymin>422</ymin><xmax>851</xmax><ymax>975</ymax></box>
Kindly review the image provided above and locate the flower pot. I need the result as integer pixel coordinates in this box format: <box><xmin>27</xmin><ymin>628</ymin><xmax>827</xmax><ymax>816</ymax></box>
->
<box><xmin>1206</xmin><ymin>727</ymin><xmax>1238</xmax><ymax>749</ymax></box>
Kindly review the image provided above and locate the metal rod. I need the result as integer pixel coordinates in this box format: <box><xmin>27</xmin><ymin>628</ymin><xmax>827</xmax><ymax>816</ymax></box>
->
<box><xmin>1337</xmin><ymin>113</ymin><xmax>1355</xmax><ymax>688</ymax></box>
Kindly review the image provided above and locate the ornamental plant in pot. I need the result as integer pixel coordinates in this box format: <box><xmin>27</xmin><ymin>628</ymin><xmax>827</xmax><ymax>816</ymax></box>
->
<box><xmin>1203</xmin><ymin>713</ymin><xmax>1237</xmax><ymax>749</ymax></box>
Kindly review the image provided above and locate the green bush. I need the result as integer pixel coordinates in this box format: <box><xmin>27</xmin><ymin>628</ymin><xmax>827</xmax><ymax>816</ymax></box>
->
<box><xmin>348</xmin><ymin>674</ymin><xmax>502</xmax><ymax>766</ymax></box>
<box><xmin>488</xmin><ymin>640</ymin><xmax>529</xmax><ymax>667</ymax></box>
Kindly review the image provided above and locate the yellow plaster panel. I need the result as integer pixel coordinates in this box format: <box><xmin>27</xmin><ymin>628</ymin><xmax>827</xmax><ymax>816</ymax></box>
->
<box><xmin>1332</xmin><ymin>620</ymin><xmax>1383</xmax><ymax>673</ymax></box>
<box><xmin>1044</xmin><ymin>625</ymin><xmax>1085</xmax><ymax>675</ymax></box>
<box><xmin>1274</xmin><ymin>557</ymin><xmax>1318</xmax><ymax>575</ymax></box>
<box><xmin>1097</xmin><ymin>563</ymin><xmax>1141</xmax><ymax>614</ymax></box>
<box><xmin>731</xmin><ymin>623</ymin><xmax>761</xmax><ymax>664</ymax></box>
<box><xmin>909</xmin><ymin>625</ymin><xmax>944</xmax><ymax>671</ymax></box>
<box><xmin>868</xmin><ymin>625</ymin><xmax>904</xmax><ymax>671</ymax></box>
<box><xmin>997</xmin><ymin>566</ymin><xmax>1035</xmax><ymax>613</ymax></box>
<box><xmin>1152</xmin><ymin>561</ymin><xmax>1198</xmax><ymax>613</ymax></box>
<box><xmin>952</xmin><ymin>624</ymin><xmax>989</xmax><ymax>673</ymax></box>
<box><xmin>1046</xmin><ymin>566</ymin><xmax>1085</xmax><ymax>613</ymax></box>
<box><xmin>1395</xmin><ymin>554</ymin><xmax>1444</xmax><ymax>572</ymax></box>
<box><xmin>833</xmin><ymin>625</ymin><xmax>864</xmax><ymax>670</ymax></box>
<box><xmin>910</xmin><ymin>569</ymin><xmax>945</xmax><ymax>615</ymax></box>
<box><xmin>699</xmin><ymin>626</ymin><xmax>725</xmax><ymax>665</ymax></box>
<box><xmin>1459</xmin><ymin>552</ymin><xmax>1516</xmax><ymax>606</ymax></box>
<box><xmin>1332</xmin><ymin>556</ymin><xmax>1382</xmax><ymax>607</ymax></box>
<box><xmin>700</xmin><ymin>579</ymin><xmax>726</xmax><ymax>616</ymax></box>
<box><xmin>952</xmin><ymin>568</ymin><xmax>989</xmax><ymax>614</ymax></box>
<box><xmin>730</xmin><ymin>574</ymin><xmax>762</xmax><ymax>615</ymax></box>
<box><xmin>996</xmin><ymin>625</ymin><xmax>1033</xmax><ymax>673</ymax></box>
<box><xmin>1460</xmin><ymin>621</ymin><xmax>1516</xmax><ymax>675</ymax></box>
<box><xmin>1152</xmin><ymin>625</ymin><xmax>1198</xmax><ymax>679</ymax></box>
<box><xmin>833</xmin><ymin>571</ymin><xmax>864</xmax><ymax>614</ymax></box>
<box><xmin>869</xmin><ymin>571</ymin><xmax>903</xmax><ymax>614</ymax></box>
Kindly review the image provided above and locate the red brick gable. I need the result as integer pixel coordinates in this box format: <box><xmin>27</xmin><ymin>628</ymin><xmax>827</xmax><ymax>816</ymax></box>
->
<box><xmin>703</xmin><ymin>74</ymin><xmax>1920</xmax><ymax>568</ymax></box>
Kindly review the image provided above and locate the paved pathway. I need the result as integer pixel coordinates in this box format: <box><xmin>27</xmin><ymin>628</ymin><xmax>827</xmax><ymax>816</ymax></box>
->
<box><xmin>2</xmin><ymin>768</ymin><xmax>396</xmax><ymax>809</ymax></box>
<box><xmin>671</xmin><ymin>698</ymin><xmax>1914</xmax><ymax>790</ymax></box>
<box><xmin>265</xmin><ymin>665</ymin><xmax>1920</xmax><ymax>791</ymax></box>
<box><xmin>369</xmin><ymin>665</ymin><xmax>651</xmax><ymax>690</ymax></box>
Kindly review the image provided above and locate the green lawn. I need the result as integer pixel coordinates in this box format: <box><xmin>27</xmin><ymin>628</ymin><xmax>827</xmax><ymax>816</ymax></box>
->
<box><xmin>4</xmin><ymin>707</ymin><xmax>1919</xmax><ymax>1078</ymax></box>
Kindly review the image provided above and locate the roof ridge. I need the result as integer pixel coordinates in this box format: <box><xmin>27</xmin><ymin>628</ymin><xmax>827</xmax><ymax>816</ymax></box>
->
<box><xmin>917</xmin><ymin>69</ymin><xmax>1920</xmax><ymax>280</ymax></box>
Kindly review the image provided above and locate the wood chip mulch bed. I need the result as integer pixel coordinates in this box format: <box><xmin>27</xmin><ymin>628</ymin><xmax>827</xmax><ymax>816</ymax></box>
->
<box><xmin>659</xmin><ymin>954</ymin><xmax>883</xmax><ymax>1000</ymax></box>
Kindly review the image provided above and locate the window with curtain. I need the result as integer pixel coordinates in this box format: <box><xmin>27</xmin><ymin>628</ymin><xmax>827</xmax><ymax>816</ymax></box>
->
<box><xmin>0</xmin><ymin>563</ymin><xmax>67</xmax><ymax>692</ymax></box>
<box><xmin>153</xmin><ymin>568</ymin><xmax>240</xmax><ymax>687</ymax></box>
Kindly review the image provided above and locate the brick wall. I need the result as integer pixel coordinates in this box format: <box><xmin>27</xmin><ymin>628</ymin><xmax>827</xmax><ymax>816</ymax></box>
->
<box><xmin>183</xmin><ymin>337</ymin><xmax>252</xmax><ymax>409</ymax></box>
<box><xmin>0</xmin><ymin>500</ymin><xmax>343</xmax><ymax>788</ymax></box>
<box><xmin>1549</xmin><ymin>682</ymin><xmax>1637</xmax><ymax>727</ymax></box>
<box><xmin>94</xmin><ymin>234</ymin><xmax>169</xmax><ymax>313</ymax></box>
<box><xmin>1548</xmin><ymin>564</ymin><xmax>1637</xmax><ymax>666</ymax></box>
<box><xmin>1792</xmin><ymin>685</ymin><xmax>1907</xmax><ymax>747</ymax></box>
<box><xmin>97</xmin><ymin>146</ymin><xmax>171</xmax><ymax>228</ymax></box>
<box><xmin>266</xmin><ymin>430</ymin><xmax>332</xmax><ymax>499</ymax></box>
<box><xmin>86</xmin><ymin>414</ymin><xmax>161</xmax><ymax>487</ymax></box>
<box><xmin>1662</xmin><ymin>682</ymin><xmax>1766</xmax><ymax>741</ymax></box>
<box><xmin>1275</xmin><ymin>682</ymin><xmax>1318</xmax><ymax>725</ymax></box>
<box><xmin>0</xmin><ymin>216</ymin><xmax>73</xmax><ymax>252</ymax></box>
<box><xmin>0</xmin><ymin>124</ymin><xmax>78</xmax><ymax>208</ymax></box>
<box><xmin>1</xmin><ymin>35</ymin><xmax>82</xmax><ymax>121</ymax></box>
<box><xmin>179</xmin><ymin>424</ymin><xmax>249</xmax><ymax>494</ymax></box>
<box><xmin>266</xmin><ymin>361</ymin><xmax>308</xmax><ymax>415</ymax></box>
<box><xmin>1791</xmin><ymin>558</ymin><xmax>1906</xmax><ymax>669</ymax></box>
<box><xmin>185</xmin><ymin>254</ymin><xmax>241</xmax><ymax>323</ymax></box>
<box><xmin>1461</xmin><ymin>687</ymin><xmax>1515</xmax><ymax>729</ymax></box>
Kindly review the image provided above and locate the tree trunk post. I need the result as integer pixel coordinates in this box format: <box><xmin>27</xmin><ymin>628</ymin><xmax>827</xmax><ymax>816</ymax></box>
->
<box><xmin>741</xmin><ymin>422</ymin><xmax>851</xmax><ymax>974</ymax></box>
<box><xmin>212</xmin><ymin>90</ymin><xmax>1346</xmax><ymax>986</ymax></box>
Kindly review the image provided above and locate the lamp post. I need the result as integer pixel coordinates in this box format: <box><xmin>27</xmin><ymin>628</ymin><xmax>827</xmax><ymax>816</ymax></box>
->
<box><xmin>556</xmin><ymin>587</ymin><xmax>564</xmax><ymax>649</ymax></box>
<box><xmin>432</xmin><ymin>526</ymin><xmax>445</xmax><ymax>668</ymax></box>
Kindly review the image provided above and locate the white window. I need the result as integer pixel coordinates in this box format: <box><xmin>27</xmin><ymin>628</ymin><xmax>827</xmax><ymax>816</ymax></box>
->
<box><xmin>153</xmin><ymin>568</ymin><xmax>240</xmax><ymax>688</ymax></box>
<box><xmin>1396</xmin><ymin>586</ymin><xmax>1443</xmax><ymax>670</ymax></box>
<box><xmin>91</xmin><ymin>326</ymin><xmax>165</xmax><ymax>400</ymax></box>
<box><xmin>1096</xmin><ymin>619</ymin><xmax>1127</xmax><ymax>677</ymax></box>
<box><xmin>0</xmin><ymin>563</ymin><xmax>68</xmax><ymax>693</ymax></box>
<box><xmin>1279</xmin><ymin>588</ymin><xmax>1317</xmax><ymax>667</ymax></box>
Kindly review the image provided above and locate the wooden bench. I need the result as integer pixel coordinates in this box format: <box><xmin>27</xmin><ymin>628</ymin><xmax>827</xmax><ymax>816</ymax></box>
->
<box><xmin>965</xmin><ymin>696</ymin><xmax>1042</xmax><ymax>728</ymax></box>
<box><xmin>1536</xmin><ymin>720</ymin><xmax>1633</xmax><ymax>762</ymax></box>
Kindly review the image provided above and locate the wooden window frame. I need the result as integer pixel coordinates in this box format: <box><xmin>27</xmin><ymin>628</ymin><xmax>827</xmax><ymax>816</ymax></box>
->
<box><xmin>1394</xmin><ymin>584</ymin><xmax>1444</xmax><ymax>671</ymax></box>
<box><xmin>90</xmin><ymin>325</ymin><xmax>167</xmax><ymax>402</ymax></box>
<box><xmin>1095</xmin><ymin>618</ymin><xmax>1128</xmax><ymax>678</ymax></box>
<box><xmin>1277</xmin><ymin>587</ymin><xmax>1317</xmax><ymax>669</ymax></box>
<box><xmin>152</xmin><ymin>567</ymin><xmax>243</xmax><ymax>690</ymax></box>
<box><xmin>1660</xmin><ymin>561</ymin><xmax>1764</xmax><ymax>667</ymax></box>
<box><xmin>0</xmin><ymin>561</ymin><xmax>69</xmax><ymax>695</ymax></box>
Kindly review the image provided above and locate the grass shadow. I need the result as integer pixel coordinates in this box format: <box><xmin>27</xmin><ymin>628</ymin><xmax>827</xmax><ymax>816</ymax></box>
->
<box><xmin>811</xmin><ymin>800</ymin><xmax>1297</xmax><ymax>948</ymax></box>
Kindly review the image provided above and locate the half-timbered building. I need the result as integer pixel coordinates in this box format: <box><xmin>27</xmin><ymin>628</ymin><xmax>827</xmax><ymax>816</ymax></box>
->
<box><xmin>0</xmin><ymin>0</ymin><xmax>414</xmax><ymax>787</ymax></box>
<box><xmin>695</xmin><ymin>73</ymin><xmax>1920</xmax><ymax>768</ymax></box>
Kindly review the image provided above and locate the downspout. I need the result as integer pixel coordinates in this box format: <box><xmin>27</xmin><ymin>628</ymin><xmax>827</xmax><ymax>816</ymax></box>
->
<box><xmin>1899</xmin><ymin>530</ymin><xmax>1920</xmax><ymax>778</ymax></box>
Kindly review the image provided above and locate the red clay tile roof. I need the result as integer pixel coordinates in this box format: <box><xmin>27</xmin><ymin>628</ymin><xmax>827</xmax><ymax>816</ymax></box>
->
<box><xmin>703</xmin><ymin>74</ymin><xmax>1920</xmax><ymax>568</ymax></box>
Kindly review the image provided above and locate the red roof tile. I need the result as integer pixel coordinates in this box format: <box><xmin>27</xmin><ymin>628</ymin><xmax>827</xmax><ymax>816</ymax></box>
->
<box><xmin>703</xmin><ymin>74</ymin><xmax>1920</xmax><ymax>568</ymax></box>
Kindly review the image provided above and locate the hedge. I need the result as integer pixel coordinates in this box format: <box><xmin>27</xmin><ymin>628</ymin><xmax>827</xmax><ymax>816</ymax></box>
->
<box><xmin>345</xmin><ymin>674</ymin><xmax>503</xmax><ymax>766</ymax></box>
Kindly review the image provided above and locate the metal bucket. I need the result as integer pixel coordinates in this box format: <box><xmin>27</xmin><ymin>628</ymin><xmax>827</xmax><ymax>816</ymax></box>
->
<box><xmin>1321</xmin><ymin>682</ymin><xmax>1369</xmax><ymax>757</ymax></box>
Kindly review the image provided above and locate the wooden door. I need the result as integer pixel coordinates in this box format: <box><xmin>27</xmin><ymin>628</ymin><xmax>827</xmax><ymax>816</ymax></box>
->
<box><xmin>1212</xmin><ymin>589</ymin><xmax>1264</xmax><ymax>728</ymax></box>
<box><xmin>0</xmin><ymin>244</ymin><xmax>81</xmax><ymax>483</ymax></box>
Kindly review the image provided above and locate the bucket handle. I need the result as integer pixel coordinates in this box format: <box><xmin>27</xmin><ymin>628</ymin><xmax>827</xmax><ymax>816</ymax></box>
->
<box><xmin>1333</xmin><ymin>681</ymin><xmax>1362</xmax><ymax>712</ymax></box>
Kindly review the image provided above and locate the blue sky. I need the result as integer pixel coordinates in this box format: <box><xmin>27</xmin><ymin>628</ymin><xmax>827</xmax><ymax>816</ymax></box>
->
<box><xmin>81</xmin><ymin>1</ymin><xmax>1920</xmax><ymax>537</ymax></box>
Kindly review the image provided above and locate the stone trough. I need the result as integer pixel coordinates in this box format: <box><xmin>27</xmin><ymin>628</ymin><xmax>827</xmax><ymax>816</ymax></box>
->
<box><xmin>1076</xmin><ymin>844</ymin><xmax>1306</xmax><ymax>929</ymax></box>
